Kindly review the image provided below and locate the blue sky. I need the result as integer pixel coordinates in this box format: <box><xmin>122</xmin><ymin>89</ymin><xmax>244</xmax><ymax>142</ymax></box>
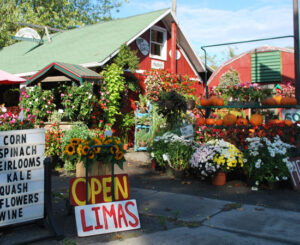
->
<box><xmin>113</xmin><ymin>0</ymin><xmax>294</xmax><ymax>65</ymax></box>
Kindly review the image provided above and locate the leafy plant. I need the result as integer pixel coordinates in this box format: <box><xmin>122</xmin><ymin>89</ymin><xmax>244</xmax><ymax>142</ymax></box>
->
<box><xmin>119</xmin><ymin>111</ymin><xmax>135</xmax><ymax>143</ymax></box>
<box><xmin>101</xmin><ymin>63</ymin><xmax>125</xmax><ymax>125</ymax></box>
<box><xmin>61</xmin><ymin>82</ymin><xmax>98</xmax><ymax>122</ymax></box>
<box><xmin>19</xmin><ymin>86</ymin><xmax>56</xmax><ymax>124</ymax></box>
<box><xmin>243</xmin><ymin>136</ymin><xmax>295</xmax><ymax>186</ymax></box>
<box><xmin>0</xmin><ymin>110</ymin><xmax>35</xmax><ymax>131</ymax></box>
<box><xmin>114</xmin><ymin>44</ymin><xmax>139</xmax><ymax>73</ymax></box>
<box><xmin>135</xmin><ymin>129</ymin><xmax>150</xmax><ymax>142</ymax></box>
<box><xmin>45</xmin><ymin>123</ymin><xmax>63</xmax><ymax>158</ymax></box>
<box><xmin>156</xmin><ymin>91</ymin><xmax>187</xmax><ymax>129</ymax></box>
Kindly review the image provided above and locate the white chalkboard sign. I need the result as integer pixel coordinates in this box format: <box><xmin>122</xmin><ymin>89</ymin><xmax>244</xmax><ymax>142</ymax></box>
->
<box><xmin>0</xmin><ymin>128</ymin><xmax>45</xmax><ymax>227</ymax></box>
<box><xmin>180</xmin><ymin>124</ymin><xmax>194</xmax><ymax>139</ymax></box>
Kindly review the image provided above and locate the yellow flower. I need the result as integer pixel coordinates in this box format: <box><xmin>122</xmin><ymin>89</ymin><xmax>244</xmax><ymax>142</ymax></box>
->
<box><xmin>115</xmin><ymin>138</ymin><xmax>121</xmax><ymax>145</ymax></box>
<box><xmin>82</xmin><ymin>145</ymin><xmax>90</xmax><ymax>156</ymax></box>
<box><xmin>70</xmin><ymin>138</ymin><xmax>81</xmax><ymax>145</ymax></box>
<box><xmin>77</xmin><ymin>144</ymin><xmax>83</xmax><ymax>156</ymax></box>
<box><xmin>88</xmin><ymin>151</ymin><xmax>95</xmax><ymax>159</ymax></box>
<box><xmin>65</xmin><ymin>144</ymin><xmax>75</xmax><ymax>156</ymax></box>
<box><xmin>110</xmin><ymin>145</ymin><xmax>120</xmax><ymax>154</ymax></box>
<box><xmin>93</xmin><ymin>138</ymin><xmax>102</xmax><ymax>153</ymax></box>
<box><xmin>104</xmin><ymin>138</ymin><xmax>113</xmax><ymax>144</ymax></box>
<box><xmin>115</xmin><ymin>151</ymin><xmax>124</xmax><ymax>160</ymax></box>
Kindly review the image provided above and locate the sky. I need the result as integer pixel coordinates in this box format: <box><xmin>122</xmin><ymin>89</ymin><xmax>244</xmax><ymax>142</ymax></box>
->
<box><xmin>113</xmin><ymin>0</ymin><xmax>295</xmax><ymax>65</ymax></box>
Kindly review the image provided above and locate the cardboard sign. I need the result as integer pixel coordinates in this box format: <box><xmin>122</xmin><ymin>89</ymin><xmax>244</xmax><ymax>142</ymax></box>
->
<box><xmin>0</xmin><ymin>129</ymin><xmax>45</xmax><ymax>227</ymax></box>
<box><xmin>180</xmin><ymin>124</ymin><xmax>194</xmax><ymax>139</ymax></box>
<box><xmin>70</xmin><ymin>174</ymin><xmax>130</xmax><ymax>206</ymax></box>
<box><xmin>75</xmin><ymin>199</ymin><xmax>140</xmax><ymax>237</ymax></box>
<box><xmin>288</xmin><ymin>157</ymin><xmax>300</xmax><ymax>190</ymax></box>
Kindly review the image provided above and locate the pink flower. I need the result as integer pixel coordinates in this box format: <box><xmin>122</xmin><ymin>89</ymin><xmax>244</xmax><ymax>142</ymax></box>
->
<box><xmin>72</xmin><ymin>105</ymin><xmax>75</xmax><ymax>109</ymax></box>
<box><xmin>61</xmin><ymin>93</ymin><xmax>65</xmax><ymax>97</ymax></box>
<box><xmin>10</xmin><ymin>119</ymin><xmax>16</xmax><ymax>124</ymax></box>
<box><xmin>26</xmin><ymin>108</ymin><xmax>30</xmax><ymax>112</ymax></box>
<box><xmin>25</xmin><ymin>95</ymin><xmax>29</xmax><ymax>98</ymax></box>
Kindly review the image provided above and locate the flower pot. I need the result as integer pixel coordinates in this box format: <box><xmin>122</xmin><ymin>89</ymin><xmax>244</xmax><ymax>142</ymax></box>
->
<box><xmin>212</xmin><ymin>172</ymin><xmax>226</xmax><ymax>186</ymax></box>
<box><xmin>123</xmin><ymin>144</ymin><xmax>128</xmax><ymax>150</ymax></box>
<box><xmin>151</xmin><ymin>159</ymin><xmax>156</xmax><ymax>170</ymax></box>
<box><xmin>76</xmin><ymin>161</ymin><xmax>112</xmax><ymax>177</ymax></box>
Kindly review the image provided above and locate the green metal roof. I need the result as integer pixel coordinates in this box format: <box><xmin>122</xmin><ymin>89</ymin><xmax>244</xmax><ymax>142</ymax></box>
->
<box><xmin>26</xmin><ymin>61</ymin><xmax>102</xmax><ymax>85</ymax></box>
<box><xmin>0</xmin><ymin>9</ymin><xmax>169</xmax><ymax>75</ymax></box>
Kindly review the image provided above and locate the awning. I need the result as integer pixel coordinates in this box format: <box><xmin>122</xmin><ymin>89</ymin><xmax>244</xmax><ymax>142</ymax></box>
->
<box><xmin>0</xmin><ymin>69</ymin><xmax>26</xmax><ymax>85</ymax></box>
<box><xmin>26</xmin><ymin>61</ymin><xmax>102</xmax><ymax>86</ymax></box>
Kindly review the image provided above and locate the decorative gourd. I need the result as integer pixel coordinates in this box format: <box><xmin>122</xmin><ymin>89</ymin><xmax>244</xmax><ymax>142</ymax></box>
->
<box><xmin>237</xmin><ymin>117</ymin><xmax>248</xmax><ymax>126</ymax></box>
<box><xmin>206</xmin><ymin>118</ymin><xmax>215</xmax><ymax>125</ymax></box>
<box><xmin>215</xmin><ymin>119</ymin><xmax>223</xmax><ymax>126</ymax></box>
<box><xmin>250</xmin><ymin>114</ymin><xmax>263</xmax><ymax>126</ymax></box>
<box><xmin>200</xmin><ymin>98</ymin><xmax>211</xmax><ymax>106</ymax></box>
<box><xmin>196</xmin><ymin>117</ymin><xmax>205</xmax><ymax>126</ymax></box>
<box><xmin>223</xmin><ymin>113</ymin><xmax>237</xmax><ymax>126</ymax></box>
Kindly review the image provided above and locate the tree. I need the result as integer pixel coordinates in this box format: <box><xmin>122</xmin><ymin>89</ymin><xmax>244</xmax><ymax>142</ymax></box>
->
<box><xmin>0</xmin><ymin>0</ymin><xmax>126</xmax><ymax>48</ymax></box>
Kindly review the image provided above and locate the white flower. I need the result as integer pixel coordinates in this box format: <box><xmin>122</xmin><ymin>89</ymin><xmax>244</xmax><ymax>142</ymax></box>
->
<box><xmin>276</xmin><ymin>176</ymin><xmax>279</xmax><ymax>181</ymax></box>
<box><xmin>35</xmin><ymin>98</ymin><xmax>38</xmax><ymax>102</ymax></box>
<box><xmin>255</xmin><ymin>181</ymin><xmax>259</xmax><ymax>186</ymax></box>
<box><xmin>58</xmin><ymin>109</ymin><xmax>64</xmax><ymax>113</ymax></box>
<box><xmin>282</xmin><ymin>176</ymin><xmax>288</xmax><ymax>180</ymax></box>
<box><xmin>150</xmin><ymin>152</ymin><xmax>154</xmax><ymax>158</ymax></box>
<box><xmin>162</xmin><ymin>153</ymin><xmax>170</xmax><ymax>162</ymax></box>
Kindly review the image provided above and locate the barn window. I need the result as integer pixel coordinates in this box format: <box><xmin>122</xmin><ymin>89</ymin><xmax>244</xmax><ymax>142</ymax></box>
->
<box><xmin>251</xmin><ymin>51</ymin><xmax>282</xmax><ymax>83</ymax></box>
<box><xmin>150</xmin><ymin>26</ymin><xmax>167</xmax><ymax>60</ymax></box>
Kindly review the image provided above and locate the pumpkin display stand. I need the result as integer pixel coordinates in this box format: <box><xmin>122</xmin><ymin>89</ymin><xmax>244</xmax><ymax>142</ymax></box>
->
<box><xmin>76</xmin><ymin>161</ymin><xmax>112</xmax><ymax>177</ymax></box>
<box><xmin>212</xmin><ymin>172</ymin><xmax>226</xmax><ymax>186</ymax></box>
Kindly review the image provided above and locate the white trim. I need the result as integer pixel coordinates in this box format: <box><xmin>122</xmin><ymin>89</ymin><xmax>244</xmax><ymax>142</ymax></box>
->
<box><xmin>15</xmin><ymin>71</ymin><xmax>36</xmax><ymax>77</ymax></box>
<box><xmin>178</xmin><ymin>45</ymin><xmax>202</xmax><ymax>82</ymax></box>
<box><xmin>149</xmin><ymin>25</ymin><xmax>167</xmax><ymax>61</ymax></box>
<box><xmin>126</xmin><ymin>9</ymin><xmax>171</xmax><ymax>47</ymax></box>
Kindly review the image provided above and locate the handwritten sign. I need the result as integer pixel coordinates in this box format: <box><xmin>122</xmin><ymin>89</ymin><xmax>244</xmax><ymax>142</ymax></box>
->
<box><xmin>70</xmin><ymin>174</ymin><xmax>130</xmax><ymax>206</ymax></box>
<box><xmin>0</xmin><ymin>129</ymin><xmax>45</xmax><ymax>227</ymax></box>
<box><xmin>151</xmin><ymin>60</ymin><xmax>164</xmax><ymax>69</ymax></box>
<box><xmin>180</xmin><ymin>124</ymin><xmax>194</xmax><ymax>139</ymax></box>
<box><xmin>75</xmin><ymin>199</ymin><xmax>140</xmax><ymax>237</ymax></box>
<box><xmin>288</xmin><ymin>157</ymin><xmax>300</xmax><ymax>190</ymax></box>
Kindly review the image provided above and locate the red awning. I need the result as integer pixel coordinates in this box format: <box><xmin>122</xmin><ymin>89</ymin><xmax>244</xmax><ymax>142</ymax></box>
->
<box><xmin>0</xmin><ymin>70</ymin><xmax>26</xmax><ymax>85</ymax></box>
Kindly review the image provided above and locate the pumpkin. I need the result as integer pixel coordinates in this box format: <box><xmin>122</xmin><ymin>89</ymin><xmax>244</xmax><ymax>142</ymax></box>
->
<box><xmin>268</xmin><ymin>119</ymin><xmax>280</xmax><ymax>125</ymax></box>
<box><xmin>205</xmin><ymin>118</ymin><xmax>215</xmax><ymax>125</ymax></box>
<box><xmin>215</xmin><ymin>97</ymin><xmax>224</xmax><ymax>106</ymax></box>
<box><xmin>200</xmin><ymin>98</ymin><xmax>211</xmax><ymax>106</ymax></box>
<box><xmin>273</xmin><ymin>95</ymin><xmax>282</xmax><ymax>105</ymax></box>
<box><xmin>223</xmin><ymin>113</ymin><xmax>237</xmax><ymax>126</ymax></box>
<box><xmin>215</xmin><ymin>119</ymin><xmax>223</xmax><ymax>126</ymax></box>
<box><xmin>284</xmin><ymin>120</ymin><xmax>293</xmax><ymax>127</ymax></box>
<box><xmin>281</xmin><ymin>97</ymin><xmax>297</xmax><ymax>105</ymax></box>
<box><xmin>237</xmin><ymin>117</ymin><xmax>248</xmax><ymax>126</ymax></box>
<box><xmin>250</xmin><ymin>114</ymin><xmax>263</xmax><ymax>126</ymax></box>
<box><xmin>196</xmin><ymin>117</ymin><xmax>205</xmax><ymax>126</ymax></box>
<box><xmin>262</xmin><ymin>97</ymin><xmax>277</xmax><ymax>105</ymax></box>
<box><xmin>209</xmin><ymin>96</ymin><xmax>218</xmax><ymax>106</ymax></box>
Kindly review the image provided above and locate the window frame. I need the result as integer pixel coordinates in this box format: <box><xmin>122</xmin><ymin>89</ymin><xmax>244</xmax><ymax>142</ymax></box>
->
<box><xmin>149</xmin><ymin>25</ymin><xmax>167</xmax><ymax>61</ymax></box>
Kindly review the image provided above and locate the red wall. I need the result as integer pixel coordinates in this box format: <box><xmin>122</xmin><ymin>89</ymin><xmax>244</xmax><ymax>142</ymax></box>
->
<box><xmin>208</xmin><ymin>51</ymin><xmax>295</xmax><ymax>91</ymax></box>
<box><xmin>129</xmin><ymin>21</ymin><xmax>199</xmax><ymax>79</ymax></box>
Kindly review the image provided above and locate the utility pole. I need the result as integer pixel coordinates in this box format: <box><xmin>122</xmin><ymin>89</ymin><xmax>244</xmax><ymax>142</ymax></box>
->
<box><xmin>293</xmin><ymin>0</ymin><xmax>300</xmax><ymax>105</ymax></box>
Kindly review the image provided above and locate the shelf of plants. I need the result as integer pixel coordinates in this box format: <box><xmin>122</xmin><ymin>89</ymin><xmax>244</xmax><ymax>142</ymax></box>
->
<box><xmin>134</xmin><ymin>103</ymin><xmax>152</xmax><ymax>152</ymax></box>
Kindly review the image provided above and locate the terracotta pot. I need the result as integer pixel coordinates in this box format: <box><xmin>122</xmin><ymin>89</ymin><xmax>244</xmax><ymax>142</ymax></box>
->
<box><xmin>212</xmin><ymin>172</ymin><xmax>226</xmax><ymax>186</ymax></box>
<box><xmin>151</xmin><ymin>159</ymin><xmax>156</xmax><ymax>170</ymax></box>
<box><xmin>123</xmin><ymin>144</ymin><xmax>128</xmax><ymax>150</ymax></box>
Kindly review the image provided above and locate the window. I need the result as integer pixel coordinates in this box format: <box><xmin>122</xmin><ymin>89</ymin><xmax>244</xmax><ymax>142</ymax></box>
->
<box><xmin>251</xmin><ymin>51</ymin><xmax>282</xmax><ymax>83</ymax></box>
<box><xmin>150</xmin><ymin>26</ymin><xmax>167</xmax><ymax>60</ymax></box>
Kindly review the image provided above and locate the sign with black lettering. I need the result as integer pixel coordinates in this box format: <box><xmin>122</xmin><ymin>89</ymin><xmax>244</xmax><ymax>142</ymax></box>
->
<box><xmin>0</xmin><ymin>129</ymin><xmax>45</xmax><ymax>227</ymax></box>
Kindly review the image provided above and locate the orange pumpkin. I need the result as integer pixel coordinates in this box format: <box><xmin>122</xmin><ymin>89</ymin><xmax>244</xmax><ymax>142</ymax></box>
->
<box><xmin>215</xmin><ymin>97</ymin><xmax>224</xmax><ymax>106</ymax></box>
<box><xmin>237</xmin><ymin>117</ymin><xmax>248</xmax><ymax>126</ymax></box>
<box><xmin>205</xmin><ymin>118</ymin><xmax>215</xmax><ymax>125</ymax></box>
<box><xmin>250</xmin><ymin>114</ymin><xmax>263</xmax><ymax>126</ymax></box>
<box><xmin>215</xmin><ymin>119</ymin><xmax>223</xmax><ymax>126</ymax></box>
<box><xmin>196</xmin><ymin>117</ymin><xmax>205</xmax><ymax>126</ymax></box>
<box><xmin>209</xmin><ymin>96</ymin><xmax>218</xmax><ymax>106</ymax></box>
<box><xmin>264</xmin><ymin>97</ymin><xmax>277</xmax><ymax>105</ymax></box>
<box><xmin>200</xmin><ymin>98</ymin><xmax>211</xmax><ymax>106</ymax></box>
<box><xmin>284</xmin><ymin>120</ymin><xmax>293</xmax><ymax>127</ymax></box>
<box><xmin>273</xmin><ymin>95</ymin><xmax>282</xmax><ymax>105</ymax></box>
<box><xmin>268</xmin><ymin>119</ymin><xmax>280</xmax><ymax>125</ymax></box>
<box><xmin>281</xmin><ymin>97</ymin><xmax>297</xmax><ymax>105</ymax></box>
<box><xmin>223</xmin><ymin>113</ymin><xmax>237</xmax><ymax>126</ymax></box>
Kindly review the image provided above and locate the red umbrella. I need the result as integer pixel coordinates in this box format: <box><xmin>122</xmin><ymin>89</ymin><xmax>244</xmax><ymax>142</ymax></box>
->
<box><xmin>0</xmin><ymin>69</ymin><xmax>26</xmax><ymax>85</ymax></box>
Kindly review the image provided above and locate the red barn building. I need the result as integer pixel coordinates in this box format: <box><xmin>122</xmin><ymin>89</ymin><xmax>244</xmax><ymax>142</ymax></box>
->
<box><xmin>0</xmin><ymin>9</ymin><xmax>209</xmax><ymax>99</ymax></box>
<box><xmin>207</xmin><ymin>46</ymin><xmax>294</xmax><ymax>90</ymax></box>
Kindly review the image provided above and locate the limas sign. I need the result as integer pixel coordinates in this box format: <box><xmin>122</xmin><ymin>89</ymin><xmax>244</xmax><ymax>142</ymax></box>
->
<box><xmin>75</xmin><ymin>199</ymin><xmax>140</xmax><ymax>237</ymax></box>
<box><xmin>0</xmin><ymin>129</ymin><xmax>45</xmax><ymax>227</ymax></box>
<box><xmin>70</xmin><ymin>174</ymin><xmax>130</xmax><ymax>206</ymax></box>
